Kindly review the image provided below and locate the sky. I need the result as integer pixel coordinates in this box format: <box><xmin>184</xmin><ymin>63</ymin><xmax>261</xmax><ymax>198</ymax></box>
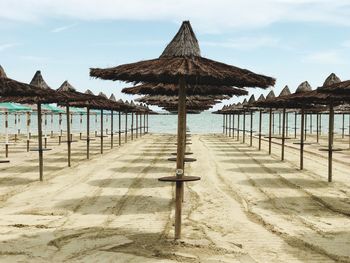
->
<box><xmin>1</xmin><ymin>0</ymin><xmax>350</xmax><ymax>111</ymax></box>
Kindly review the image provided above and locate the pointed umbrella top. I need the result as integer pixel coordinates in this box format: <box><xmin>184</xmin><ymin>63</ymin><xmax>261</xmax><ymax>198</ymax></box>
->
<box><xmin>248</xmin><ymin>94</ymin><xmax>256</xmax><ymax>104</ymax></box>
<box><xmin>85</xmin><ymin>89</ymin><xmax>95</xmax><ymax>95</ymax></box>
<box><xmin>118</xmin><ymin>99</ymin><xmax>124</xmax><ymax>103</ymax></box>
<box><xmin>98</xmin><ymin>92</ymin><xmax>108</xmax><ymax>99</ymax></box>
<box><xmin>266</xmin><ymin>90</ymin><xmax>275</xmax><ymax>99</ymax></box>
<box><xmin>57</xmin><ymin>81</ymin><xmax>76</xmax><ymax>92</ymax></box>
<box><xmin>109</xmin><ymin>94</ymin><xmax>116</xmax><ymax>101</ymax></box>
<box><xmin>30</xmin><ymin>70</ymin><xmax>51</xmax><ymax>89</ymax></box>
<box><xmin>295</xmin><ymin>81</ymin><xmax>312</xmax><ymax>94</ymax></box>
<box><xmin>160</xmin><ymin>21</ymin><xmax>200</xmax><ymax>58</ymax></box>
<box><xmin>257</xmin><ymin>94</ymin><xmax>265</xmax><ymax>102</ymax></box>
<box><xmin>323</xmin><ymin>73</ymin><xmax>341</xmax><ymax>86</ymax></box>
<box><xmin>0</xmin><ymin>65</ymin><xmax>7</xmax><ymax>78</ymax></box>
<box><xmin>279</xmin><ymin>85</ymin><xmax>291</xmax><ymax>97</ymax></box>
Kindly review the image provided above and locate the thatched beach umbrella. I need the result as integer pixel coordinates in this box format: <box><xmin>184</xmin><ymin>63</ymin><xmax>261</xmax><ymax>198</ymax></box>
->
<box><xmin>0</xmin><ymin>70</ymin><xmax>67</xmax><ymax>180</ymax></box>
<box><xmin>90</xmin><ymin>21</ymin><xmax>275</xmax><ymax>239</ymax></box>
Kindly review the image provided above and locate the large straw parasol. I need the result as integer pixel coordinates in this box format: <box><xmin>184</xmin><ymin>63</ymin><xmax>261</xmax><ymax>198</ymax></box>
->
<box><xmin>90</xmin><ymin>21</ymin><xmax>275</xmax><ymax>239</ymax></box>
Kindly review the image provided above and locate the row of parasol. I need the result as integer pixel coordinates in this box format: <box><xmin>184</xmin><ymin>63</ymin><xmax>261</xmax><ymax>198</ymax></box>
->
<box><xmin>0</xmin><ymin>66</ymin><xmax>154</xmax><ymax>181</ymax></box>
<box><xmin>216</xmin><ymin>73</ymin><xmax>350</xmax><ymax>183</ymax></box>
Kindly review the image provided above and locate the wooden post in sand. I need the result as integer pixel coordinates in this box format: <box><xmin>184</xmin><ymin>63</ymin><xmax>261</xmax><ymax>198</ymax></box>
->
<box><xmin>66</xmin><ymin>105</ymin><xmax>71</xmax><ymax>167</ymax></box>
<box><xmin>300</xmin><ymin>107</ymin><xmax>305</xmax><ymax>170</ymax></box>
<box><xmin>37</xmin><ymin>103</ymin><xmax>44</xmax><ymax>181</ymax></box>
<box><xmin>86</xmin><ymin>107</ymin><xmax>90</xmax><ymax>159</ymax></box>
<box><xmin>118</xmin><ymin>111</ymin><xmax>121</xmax><ymax>146</ymax></box>
<box><xmin>136</xmin><ymin>112</ymin><xmax>138</xmax><ymax>138</ymax></box>
<box><xmin>243</xmin><ymin>111</ymin><xmax>246</xmax><ymax>143</ymax></box>
<box><xmin>143</xmin><ymin>113</ymin><xmax>146</xmax><ymax>135</ymax></box>
<box><xmin>95</xmin><ymin>114</ymin><xmax>98</xmax><ymax>137</ymax></box>
<box><xmin>44</xmin><ymin>113</ymin><xmax>47</xmax><ymax>149</ymax></box>
<box><xmin>228</xmin><ymin>113</ymin><xmax>231</xmax><ymax>137</ymax></box>
<box><xmin>232</xmin><ymin>113</ymin><xmax>235</xmax><ymax>139</ymax></box>
<box><xmin>310</xmin><ymin>113</ymin><xmax>313</xmax><ymax>135</ymax></box>
<box><xmin>316</xmin><ymin>114</ymin><xmax>319</xmax><ymax>143</ymax></box>
<box><xmin>146</xmin><ymin>113</ymin><xmax>149</xmax><ymax>133</ymax></box>
<box><xmin>328</xmin><ymin>103</ymin><xmax>334</xmax><ymax>182</ymax></box>
<box><xmin>131</xmin><ymin>112</ymin><xmax>134</xmax><ymax>140</ymax></box>
<box><xmin>250</xmin><ymin>111</ymin><xmax>253</xmax><ymax>147</ymax></box>
<box><xmin>5</xmin><ymin>112</ymin><xmax>9</xmax><ymax>158</ymax></box>
<box><xmin>26</xmin><ymin>111</ymin><xmax>30</xmax><ymax>152</ymax></box>
<box><xmin>111</xmin><ymin>110</ymin><xmax>114</xmax><ymax>148</ymax></box>
<box><xmin>286</xmin><ymin>112</ymin><xmax>289</xmax><ymax>137</ymax></box>
<box><xmin>268</xmin><ymin>108</ymin><xmax>272</xmax><ymax>155</ymax></box>
<box><xmin>341</xmin><ymin>113</ymin><xmax>345</xmax><ymax>139</ymax></box>
<box><xmin>140</xmin><ymin>112</ymin><xmax>143</xmax><ymax>136</ymax></box>
<box><xmin>281</xmin><ymin>108</ymin><xmax>286</xmax><ymax>161</ymax></box>
<box><xmin>175</xmin><ymin>77</ymin><xmax>186</xmax><ymax>240</ymax></box>
<box><xmin>237</xmin><ymin>114</ymin><xmax>240</xmax><ymax>141</ymax></box>
<box><xmin>50</xmin><ymin>112</ymin><xmax>54</xmax><ymax>137</ymax></box>
<box><xmin>222</xmin><ymin>114</ymin><xmax>225</xmax><ymax>134</ymax></box>
<box><xmin>79</xmin><ymin>113</ymin><xmax>83</xmax><ymax>140</ymax></box>
<box><xmin>100</xmin><ymin>109</ymin><xmax>104</xmax><ymax>154</ymax></box>
<box><xmin>294</xmin><ymin>111</ymin><xmax>297</xmax><ymax>139</ymax></box>
<box><xmin>304</xmin><ymin>114</ymin><xmax>307</xmax><ymax>141</ymax></box>
<box><xmin>258</xmin><ymin>110</ymin><xmax>262</xmax><ymax>151</ymax></box>
<box><xmin>14</xmin><ymin>113</ymin><xmax>17</xmax><ymax>142</ymax></box>
<box><xmin>58</xmin><ymin>113</ymin><xmax>62</xmax><ymax>145</ymax></box>
<box><xmin>125</xmin><ymin>112</ymin><xmax>128</xmax><ymax>143</ymax></box>
<box><xmin>278</xmin><ymin>112</ymin><xmax>281</xmax><ymax>135</ymax></box>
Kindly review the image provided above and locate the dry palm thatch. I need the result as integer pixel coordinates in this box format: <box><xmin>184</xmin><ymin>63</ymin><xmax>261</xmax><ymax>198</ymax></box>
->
<box><xmin>318</xmin><ymin>73</ymin><xmax>350</xmax><ymax>96</ymax></box>
<box><xmin>136</xmin><ymin>94</ymin><xmax>229</xmax><ymax>104</ymax></box>
<box><xmin>91</xmin><ymin>21</ymin><xmax>275</xmax><ymax>88</ymax></box>
<box><xmin>122</xmin><ymin>83</ymin><xmax>248</xmax><ymax>96</ymax></box>
<box><xmin>0</xmin><ymin>67</ymin><xmax>56</xmax><ymax>98</ymax></box>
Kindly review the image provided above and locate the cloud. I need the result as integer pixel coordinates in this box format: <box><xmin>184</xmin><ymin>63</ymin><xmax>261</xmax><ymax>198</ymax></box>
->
<box><xmin>1</xmin><ymin>0</ymin><xmax>350</xmax><ymax>32</ymax></box>
<box><xmin>0</xmin><ymin>43</ymin><xmax>18</xmax><ymax>51</ymax></box>
<box><xmin>51</xmin><ymin>23</ymin><xmax>77</xmax><ymax>33</ymax></box>
<box><xmin>303</xmin><ymin>50</ymin><xmax>345</xmax><ymax>65</ymax></box>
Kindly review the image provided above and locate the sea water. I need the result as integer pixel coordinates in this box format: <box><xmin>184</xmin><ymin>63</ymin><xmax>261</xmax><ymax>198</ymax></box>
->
<box><xmin>0</xmin><ymin>111</ymin><xmax>349</xmax><ymax>137</ymax></box>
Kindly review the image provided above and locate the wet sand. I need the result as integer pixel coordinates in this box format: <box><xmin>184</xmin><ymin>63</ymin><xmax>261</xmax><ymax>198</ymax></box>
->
<box><xmin>0</xmin><ymin>133</ymin><xmax>349</xmax><ymax>262</ymax></box>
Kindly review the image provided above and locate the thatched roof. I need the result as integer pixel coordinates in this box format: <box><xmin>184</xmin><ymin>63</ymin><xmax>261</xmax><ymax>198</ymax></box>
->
<box><xmin>295</xmin><ymin>81</ymin><xmax>312</xmax><ymax>94</ymax></box>
<box><xmin>318</xmin><ymin>73</ymin><xmax>350</xmax><ymax>96</ymax></box>
<box><xmin>110</xmin><ymin>94</ymin><xmax>116</xmax><ymax>101</ymax></box>
<box><xmin>323</xmin><ymin>73</ymin><xmax>341</xmax><ymax>86</ymax></box>
<box><xmin>0</xmin><ymin>66</ymin><xmax>50</xmax><ymax>97</ymax></box>
<box><xmin>122</xmin><ymin>83</ymin><xmax>248</xmax><ymax>96</ymax></box>
<box><xmin>0</xmin><ymin>70</ymin><xmax>66</xmax><ymax>104</ymax></box>
<box><xmin>279</xmin><ymin>85</ymin><xmax>291</xmax><ymax>96</ymax></box>
<box><xmin>160</xmin><ymin>21</ymin><xmax>200</xmax><ymax>58</ymax></box>
<box><xmin>90</xmin><ymin>21</ymin><xmax>275</xmax><ymax>88</ymax></box>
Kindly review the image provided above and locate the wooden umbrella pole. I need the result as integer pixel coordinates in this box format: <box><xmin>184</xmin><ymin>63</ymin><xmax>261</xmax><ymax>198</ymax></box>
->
<box><xmin>5</xmin><ymin>112</ymin><xmax>9</xmax><ymax>158</ymax></box>
<box><xmin>44</xmin><ymin>113</ymin><xmax>47</xmax><ymax>149</ymax></box>
<box><xmin>58</xmin><ymin>113</ymin><xmax>62</xmax><ymax>145</ymax></box>
<box><xmin>125</xmin><ymin>112</ymin><xmax>128</xmax><ymax>143</ymax></box>
<box><xmin>286</xmin><ymin>112</ymin><xmax>289</xmax><ymax>137</ymax></box>
<box><xmin>232</xmin><ymin>113</ymin><xmax>235</xmax><ymax>139</ymax></box>
<box><xmin>348</xmin><ymin>114</ymin><xmax>350</xmax><ymax>149</ymax></box>
<box><xmin>146</xmin><ymin>113</ymin><xmax>149</xmax><ymax>133</ymax></box>
<box><xmin>269</xmin><ymin>108</ymin><xmax>272</xmax><ymax>155</ymax></box>
<box><xmin>222</xmin><ymin>114</ymin><xmax>225</xmax><ymax>134</ymax></box>
<box><xmin>37</xmin><ymin>103</ymin><xmax>44</xmax><ymax>181</ymax></box>
<box><xmin>304</xmin><ymin>114</ymin><xmax>307</xmax><ymax>141</ymax></box>
<box><xmin>66</xmin><ymin>105</ymin><xmax>71</xmax><ymax>167</ymax></box>
<box><xmin>250</xmin><ymin>111</ymin><xmax>253</xmax><ymax>147</ymax></box>
<box><xmin>225</xmin><ymin>114</ymin><xmax>228</xmax><ymax>135</ymax></box>
<box><xmin>79</xmin><ymin>113</ymin><xmax>83</xmax><ymax>140</ymax></box>
<box><xmin>243</xmin><ymin>111</ymin><xmax>246</xmax><ymax>143</ymax></box>
<box><xmin>118</xmin><ymin>111</ymin><xmax>121</xmax><ymax>146</ymax></box>
<box><xmin>131</xmin><ymin>112</ymin><xmax>134</xmax><ymax>140</ymax></box>
<box><xmin>100</xmin><ymin>109</ymin><xmax>104</xmax><ymax>154</ymax></box>
<box><xmin>259</xmin><ymin>110</ymin><xmax>262</xmax><ymax>150</ymax></box>
<box><xmin>237</xmin><ymin>114</ymin><xmax>240</xmax><ymax>141</ymax></box>
<box><xmin>228</xmin><ymin>113</ymin><xmax>231</xmax><ymax>137</ymax></box>
<box><xmin>294</xmin><ymin>111</ymin><xmax>297</xmax><ymax>139</ymax></box>
<box><xmin>278</xmin><ymin>112</ymin><xmax>281</xmax><ymax>135</ymax></box>
<box><xmin>111</xmin><ymin>110</ymin><xmax>114</xmax><ymax>148</ymax></box>
<box><xmin>87</xmin><ymin>107</ymin><xmax>90</xmax><ymax>159</ymax></box>
<box><xmin>316</xmin><ymin>114</ymin><xmax>319</xmax><ymax>143</ymax></box>
<box><xmin>175</xmin><ymin>77</ymin><xmax>186</xmax><ymax>240</ymax></box>
<box><xmin>139</xmin><ymin>112</ymin><xmax>142</xmax><ymax>137</ymax></box>
<box><xmin>310</xmin><ymin>114</ymin><xmax>313</xmax><ymax>135</ymax></box>
<box><xmin>300</xmin><ymin>107</ymin><xmax>305</xmax><ymax>170</ymax></box>
<box><xmin>281</xmin><ymin>108</ymin><xmax>286</xmax><ymax>161</ymax></box>
<box><xmin>328</xmin><ymin>103</ymin><xmax>334</xmax><ymax>182</ymax></box>
<box><xmin>136</xmin><ymin>113</ymin><xmax>138</xmax><ymax>138</ymax></box>
<box><xmin>342</xmin><ymin>113</ymin><xmax>345</xmax><ymax>139</ymax></box>
<box><xmin>143</xmin><ymin>112</ymin><xmax>146</xmax><ymax>135</ymax></box>
<box><xmin>26</xmin><ymin>111</ymin><xmax>30</xmax><ymax>152</ymax></box>
<box><xmin>95</xmin><ymin>114</ymin><xmax>98</xmax><ymax>137</ymax></box>
<box><xmin>14</xmin><ymin>113</ymin><xmax>17</xmax><ymax>142</ymax></box>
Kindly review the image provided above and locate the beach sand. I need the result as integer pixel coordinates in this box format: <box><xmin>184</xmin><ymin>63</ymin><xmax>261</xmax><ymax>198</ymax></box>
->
<box><xmin>0</xmin><ymin>133</ymin><xmax>349</xmax><ymax>262</ymax></box>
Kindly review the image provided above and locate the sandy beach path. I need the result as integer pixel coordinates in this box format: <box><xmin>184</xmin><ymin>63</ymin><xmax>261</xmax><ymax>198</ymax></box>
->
<box><xmin>0</xmin><ymin>133</ymin><xmax>348</xmax><ymax>262</ymax></box>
